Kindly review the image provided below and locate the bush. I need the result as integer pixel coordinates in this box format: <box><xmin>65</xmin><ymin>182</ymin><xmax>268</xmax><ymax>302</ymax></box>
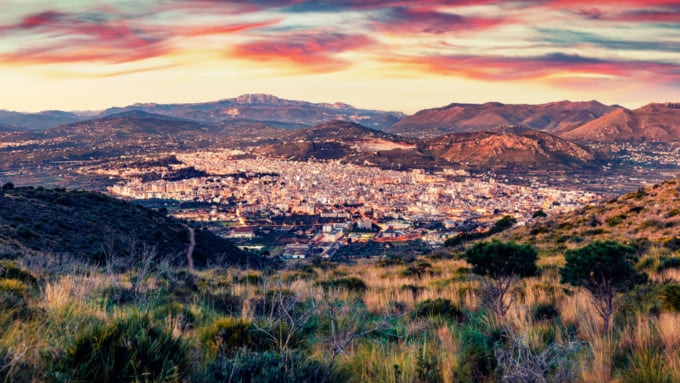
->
<box><xmin>206</xmin><ymin>350</ymin><xmax>331</xmax><ymax>383</ymax></box>
<box><xmin>0</xmin><ymin>279</ymin><xmax>31</xmax><ymax>319</ymax></box>
<box><xmin>454</xmin><ymin>322</ymin><xmax>505</xmax><ymax>382</ymax></box>
<box><xmin>316</xmin><ymin>277</ymin><xmax>367</xmax><ymax>293</ymax></box>
<box><xmin>200</xmin><ymin>317</ymin><xmax>269</xmax><ymax>357</ymax></box>
<box><xmin>606</xmin><ymin>214</ymin><xmax>627</xmax><ymax>227</ymax></box>
<box><xmin>61</xmin><ymin>314</ymin><xmax>191</xmax><ymax>383</ymax></box>
<box><xmin>658</xmin><ymin>284</ymin><xmax>680</xmax><ymax>312</ymax></box>
<box><xmin>400</xmin><ymin>262</ymin><xmax>436</xmax><ymax>279</ymax></box>
<box><xmin>153</xmin><ymin>302</ymin><xmax>196</xmax><ymax>332</ymax></box>
<box><xmin>532</xmin><ymin>303</ymin><xmax>560</xmax><ymax>322</ymax></box>
<box><xmin>413</xmin><ymin>298</ymin><xmax>465</xmax><ymax>322</ymax></box>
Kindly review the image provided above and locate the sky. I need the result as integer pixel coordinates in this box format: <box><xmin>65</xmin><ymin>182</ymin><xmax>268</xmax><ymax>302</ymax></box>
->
<box><xmin>1</xmin><ymin>0</ymin><xmax>679</xmax><ymax>114</ymax></box>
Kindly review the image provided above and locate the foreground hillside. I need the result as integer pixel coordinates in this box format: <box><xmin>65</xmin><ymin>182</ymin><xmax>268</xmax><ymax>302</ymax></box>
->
<box><xmin>0</xmin><ymin>185</ymin><xmax>254</xmax><ymax>268</ymax></box>
<box><xmin>0</xmin><ymin>180</ymin><xmax>679</xmax><ymax>382</ymax></box>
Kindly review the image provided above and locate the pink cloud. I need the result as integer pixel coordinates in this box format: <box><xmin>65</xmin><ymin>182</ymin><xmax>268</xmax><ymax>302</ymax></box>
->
<box><xmin>395</xmin><ymin>53</ymin><xmax>680</xmax><ymax>83</ymax></box>
<box><xmin>372</xmin><ymin>6</ymin><xmax>505</xmax><ymax>34</ymax></box>
<box><xmin>232</xmin><ymin>31</ymin><xmax>375</xmax><ymax>71</ymax></box>
<box><xmin>0</xmin><ymin>7</ymin><xmax>280</xmax><ymax>65</ymax></box>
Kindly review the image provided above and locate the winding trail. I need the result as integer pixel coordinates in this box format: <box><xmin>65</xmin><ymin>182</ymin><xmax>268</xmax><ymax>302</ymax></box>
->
<box><xmin>186</xmin><ymin>226</ymin><xmax>195</xmax><ymax>271</ymax></box>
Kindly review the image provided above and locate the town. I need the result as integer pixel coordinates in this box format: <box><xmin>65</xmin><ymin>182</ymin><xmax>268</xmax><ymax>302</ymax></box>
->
<box><xmin>96</xmin><ymin>150</ymin><xmax>604</xmax><ymax>259</ymax></box>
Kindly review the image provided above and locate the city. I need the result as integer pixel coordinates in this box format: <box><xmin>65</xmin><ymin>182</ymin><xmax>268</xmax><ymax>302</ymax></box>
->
<box><xmin>92</xmin><ymin>150</ymin><xmax>604</xmax><ymax>258</ymax></box>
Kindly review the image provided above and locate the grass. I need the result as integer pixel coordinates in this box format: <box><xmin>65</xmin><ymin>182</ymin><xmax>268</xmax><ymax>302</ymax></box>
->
<box><xmin>1</xmin><ymin>241</ymin><xmax>680</xmax><ymax>382</ymax></box>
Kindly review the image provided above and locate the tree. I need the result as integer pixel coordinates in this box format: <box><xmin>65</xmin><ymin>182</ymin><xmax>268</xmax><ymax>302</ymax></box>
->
<box><xmin>559</xmin><ymin>240</ymin><xmax>646</xmax><ymax>334</ymax></box>
<box><xmin>532</xmin><ymin>210</ymin><xmax>547</xmax><ymax>219</ymax></box>
<box><xmin>464</xmin><ymin>240</ymin><xmax>538</xmax><ymax>319</ymax></box>
<box><xmin>489</xmin><ymin>215</ymin><xmax>517</xmax><ymax>234</ymax></box>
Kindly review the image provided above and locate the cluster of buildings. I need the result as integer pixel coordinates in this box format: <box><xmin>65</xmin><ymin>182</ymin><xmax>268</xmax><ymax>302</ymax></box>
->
<box><xmin>105</xmin><ymin>151</ymin><xmax>604</xmax><ymax>251</ymax></box>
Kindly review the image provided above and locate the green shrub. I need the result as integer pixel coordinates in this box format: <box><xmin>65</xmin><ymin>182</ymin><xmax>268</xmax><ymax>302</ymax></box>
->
<box><xmin>200</xmin><ymin>317</ymin><xmax>269</xmax><ymax>357</ymax></box>
<box><xmin>658</xmin><ymin>284</ymin><xmax>680</xmax><ymax>312</ymax></box>
<box><xmin>316</xmin><ymin>277</ymin><xmax>367</xmax><ymax>293</ymax></box>
<box><xmin>413</xmin><ymin>298</ymin><xmax>465</xmax><ymax>322</ymax></box>
<box><xmin>0</xmin><ymin>261</ymin><xmax>39</xmax><ymax>290</ymax></box>
<box><xmin>453</xmin><ymin>322</ymin><xmax>505</xmax><ymax>382</ymax></box>
<box><xmin>61</xmin><ymin>313</ymin><xmax>191</xmax><ymax>383</ymax></box>
<box><xmin>606</xmin><ymin>214</ymin><xmax>627</xmax><ymax>227</ymax></box>
<box><xmin>153</xmin><ymin>302</ymin><xmax>196</xmax><ymax>332</ymax></box>
<box><xmin>400</xmin><ymin>262</ymin><xmax>436</xmax><ymax>279</ymax></box>
<box><xmin>415</xmin><ymin>348</ymin><xmax>443</xmax><ymax>383</ymax></box>
<box><xmin>532</xmin><ymin>303</ymin><xmax>560</xmax><ymax>322</ymax></box>
<box><xmin>0</xmin><ymin>279</ymin><xmax>31</xmax><ymax>319</ymax></box>
<box><xmin>667</xmin><ymin>208</ymin><xmax>680</xmax><ymax>218</ymax></box>
<box><xmin>206</xmin><ymin>350</ymin><xmax>331</xmax><ymax>383</ymax></box>
<box><xmin>620</xmin><ymin>350</ymin><xmax>672</xmax><ymax>383</ymax></box>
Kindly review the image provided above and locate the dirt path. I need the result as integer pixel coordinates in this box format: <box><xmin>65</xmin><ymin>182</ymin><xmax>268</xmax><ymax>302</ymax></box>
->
<box><xmin>186</xmin><ymin>226</ymin><xmax>195</xmax><ymax>270</ymax></box>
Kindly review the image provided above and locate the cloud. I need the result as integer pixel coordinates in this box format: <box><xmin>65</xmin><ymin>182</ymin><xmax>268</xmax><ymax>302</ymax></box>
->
<box><xmin>371</xmin><ymin>6</ymin><xmax>504</xmax><ymax>34</ymax></box>
<box><xmin>539</xmin><ymin>28</ymin><xmax>680</xmax><ymax>53</ymax></box>
<box><xmin>232</xmin><ymin>31</ymin><xmax>375</xmax><ymax>71</ymax></box>
<box><xmin>0</xmin><ymin>7</ymin><xmax>280</xmax><ymax>66</ymax></box>
<box><xmin>397</xmin><ymin>52</ymin><xmax>680</xmax><ymax>83</ymax></box>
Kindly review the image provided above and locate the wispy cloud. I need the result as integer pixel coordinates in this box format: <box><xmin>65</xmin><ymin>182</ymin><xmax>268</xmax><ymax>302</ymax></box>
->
<box><xmin>397</xmin><ymin>52</ymin><xmax>680</xmax><ymax>82</ymax></box>
<box><xmin>232</xmin><ymin>31</ymin><xmax>375</xmax><ymax>71</ymax></box>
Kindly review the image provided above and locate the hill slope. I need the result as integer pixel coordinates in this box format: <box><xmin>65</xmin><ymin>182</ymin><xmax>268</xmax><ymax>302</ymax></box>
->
<box><xmin>421</xmin><ymin>127</ymin><xmax>597</xmax><ymax>169</ymax></box>
<box><xmin>501</xmin><ymin>177</ymin><xmax>680</xmax><ymax>250</ymax></box>
<box><xmin>255</xmin><ymin>120</ymin><xmax>419</xmax><ymax>162</ymax></box>
<box><xmin>559</xmin><ymin>103</ymin><xmax>680</xmax><ymax>143</ymax></box>
<box><xmin>0</xmin><ymin>187</ymin><xmax>255</xmax><ymax>268</ymax></box>
<box><xmin>0</xmin><ymin>110</ymin><xmax>83</xmax><ymax>131</ymax></box>
<box><xmin>387</xmin><ymin>100</ymin><xmax>617</xmax><ymax>137</ymax></box>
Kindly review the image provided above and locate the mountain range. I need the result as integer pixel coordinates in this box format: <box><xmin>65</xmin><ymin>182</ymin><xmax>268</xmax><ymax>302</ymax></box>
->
<box><xmin>3</xmin><ymin>94</ymin><xmax>680</xmax><ymax>175</ymax></box>
<box><xmin>3</xmin><ymin>95</ymin><xmax>680</xmax><ymax>144</ymax></box>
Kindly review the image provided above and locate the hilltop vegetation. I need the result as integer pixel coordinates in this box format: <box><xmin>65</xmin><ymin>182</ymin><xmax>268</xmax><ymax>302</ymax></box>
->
<box><xmin>501</xmin><ymin>178</ymin><xmax>680</xmax><ymax>252</ymax></box>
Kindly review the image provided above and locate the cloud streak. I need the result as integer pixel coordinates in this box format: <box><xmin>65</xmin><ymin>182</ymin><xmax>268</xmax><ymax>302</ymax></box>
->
<box><xmin>396</xmin><ymin>52</ymin><xmax>680</xmax><ymax>84</ymax></box>
<box><xmin>1</xmin><ymin>0</ymin><xmax>679</xmax><ymax>111</ymax></box>
<box><xmin>232</xmin><ymin>31</ymin><xmax>375</xmax><ymax>71</ymax></box>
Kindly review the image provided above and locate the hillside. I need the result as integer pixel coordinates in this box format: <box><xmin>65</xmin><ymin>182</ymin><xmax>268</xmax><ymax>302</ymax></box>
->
<box><xmin>0</xmin><ymin>186</ymin><xmax>255</xmax><ymax>268</ymax></box>
<box><xmin>255</xmin><ymin>120</ymin><xmax>420</xmax><ymax>162</ymax></box>
<box><xmin>420</xmin><ymin>127</ymin><xmax>597</xmax><ymax>169</ymax></box>
<box><xmin>255</xmin><ymin>121</ymin><xmax>599</xmax><ymax>171</ymax></box>
<box><xmin>102</xmin><ymin>93</ymin><xmax>404</xmax><ymax>130</ymax></box>
<box><xmin>0</xmin><ymin>110</ymin><xmax>83</xmax><ymax>131</ymax></box>
<box><xmin>387</xmin><ymin>100</ymin><xmax>617</xmax><ymax>138</ymax></box>
<box><xmin>47</xmin><ymin>110</ymin><xmax>212</xmax><ymax>138</ymax></box>
<box><xmin>559</xmin><ymin>103</ymin><xmax>680</xmax><ymax>143</ymax></box>
<box><xmin>500</xmin><ymin>177</ymin><xmax>680</xmax><ymax>250</ymax></box>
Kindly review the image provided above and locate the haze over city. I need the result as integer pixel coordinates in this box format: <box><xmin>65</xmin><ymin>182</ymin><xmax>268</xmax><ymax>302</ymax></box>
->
<box><xmin>1</xmin><ymin>0</ymin><xmax>679</xmax><ymax>113</ymax></box>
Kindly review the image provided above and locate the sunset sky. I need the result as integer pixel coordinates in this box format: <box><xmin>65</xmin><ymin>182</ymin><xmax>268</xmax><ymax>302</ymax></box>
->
<box><xmin>1</xmin><ymin>0</ymin><xmax>679</xmax><ymax>113</ymax></box>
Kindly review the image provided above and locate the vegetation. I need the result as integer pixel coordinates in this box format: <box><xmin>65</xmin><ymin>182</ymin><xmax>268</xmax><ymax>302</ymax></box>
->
<box><xmin>2</xmin><ymin>184</ymin><xmax>680</xmax><ymax>382</ymax></box>
<box><xmin>464</xmin><ymin>240</ymin><xmax>538</xmax><ymax>319</ymax></box>
<box><xmin>560</xmin><ymin>241</ymin><xmax>645</xmax><ymax>333</ymax></box>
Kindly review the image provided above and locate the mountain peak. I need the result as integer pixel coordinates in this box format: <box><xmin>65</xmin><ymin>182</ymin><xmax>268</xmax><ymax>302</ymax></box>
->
<box><xmin>235</xmin><ymin>94</ymin><xmax>282</xmax><ymax>105</ymax></box>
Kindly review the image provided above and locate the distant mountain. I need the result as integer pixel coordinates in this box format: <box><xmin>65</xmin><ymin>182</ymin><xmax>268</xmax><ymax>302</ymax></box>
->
<box><xmin>0</xmin><ymin>110</ymin><xmax>83</xmax><ymax>131</ymax></box>
<box><xmin>387</xmin><ymin>100</ymin><xmax>617</xmax><ymax>138</ymax></box>
<box><xmin>254</xmin><ymin>121</ymin><xmax>597</xmax><ymax>171</ymax></box>
<box><xmin>255</xmin><ymin>120</ymin><xmax>418</xmax><ymax>162</ymax></box>
<box><xmin>0</xmin><ymin>187</ymin><xmax>256</xmax><ymax>268</ymax></box>
<box><xmin>48</xmin><ymin>110</ymin><xmax>211</xmax><ymax>138</ymax></box>
<box><xmin>419</xmin><ymin>127</ymin><xmax>597</xmax><ymax>169</ymax></box>
<box><xmin>101</xmin><ymin>93</ymin><xmax>405</xmax><ymax>130</ymax></box>
<box><xmin>558</xmin><ymin>103</ymin><xmax>680</xmax><ymax>143</ymax></box>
